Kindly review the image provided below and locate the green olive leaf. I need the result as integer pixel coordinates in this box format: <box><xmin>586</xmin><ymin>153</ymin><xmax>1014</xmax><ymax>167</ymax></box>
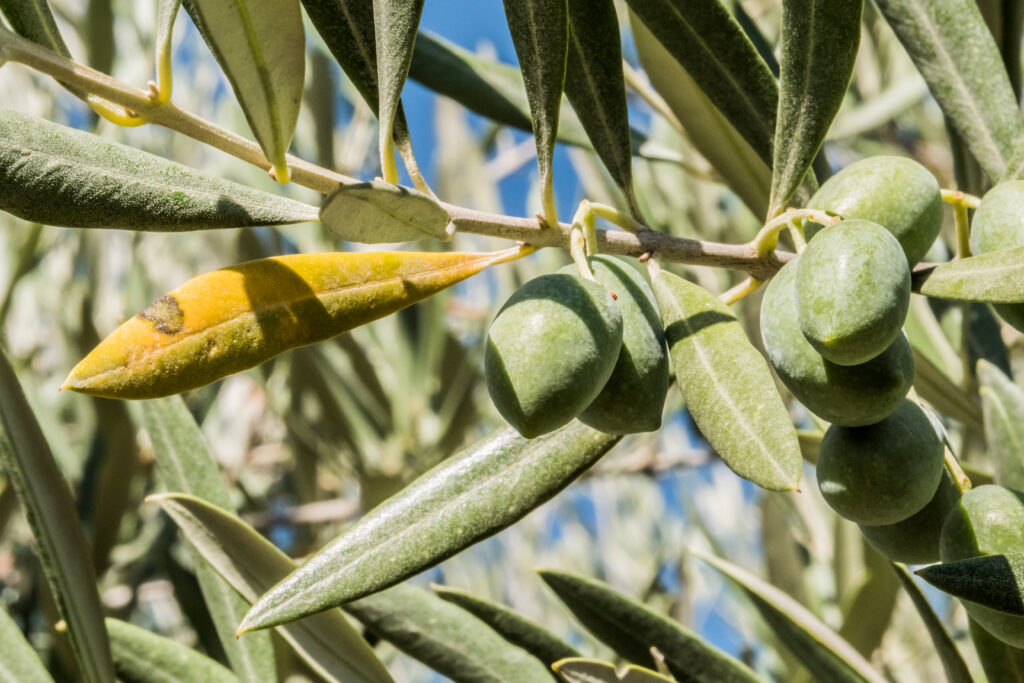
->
<box><xmin>184</xmin><ymin>0</ymin><xmax>304</xmax><ymax>183</ymax></box>
<box><xmin>769</xmin><ymin>0</ymin><xmax>861</xmax><ymax>215</ymax></box>
<box><xmin>627</xmin><ymin>11</ymin><xmax>770</xmax><ymax>217</ymax></box>
<box><xmin>502</xmin><ymin>0</ymin><xmax>568</xmax><ymax>225</ymax></box>
<box><xmin>139</xmin><ymin>398</ymin><xmax>277</xmax><ymax>683</ymax></box>
<box><xmin>553</xmin><ymin>658</ymin><xmax>676</xmax><ymax>683</ymax></box>
<box><xmin>149</xmin><ymin>494</ymin><xmax>395</xmax><ymax>683</ymax></box>
<box><xmin>917</xmin><ymin>555</ymin><xmax>1024</xmax><ymax>616</ymax></box>
<box><xmin>563</xmin><ymin>0</ymin><xmax>640</xmax><ymax>217</ymax></box>
<box><xmin>977</xmin><ymin>359</ymin><xmax>1024</xmax><ymax>490</ymax></box>
<box><xmin>0</xmin><ymin>348</ymin><xmax>115</xmax><ymax>682</ymax></box>
<box><xmin>320</xmin><ymin>180</ymin><xmax>452</xmax><ymax>243</ymax></box>
<box><xmin>432</xmin><ymin>584</ymin><xmax>580</xmax><ymax>669</ymax></box>
<box><xmin>692</xmin><ymin>549</ymin><xmax>888</xmax><ymax>683</ymax></box>
<box><xmin>238</xmin><ymin>422</ymin><xmax>620</xmax><ymax>633</ymax></box>
<box><xmin>891</xmin><ymin>564</ymin><xmax>975</xmax><ymax>683</ymax></box>
<box><xmin>0</xmin><ymin>0</ymin><xmax>84</xmax><ymax>99</ymax></box>
<box><xmin>911</xmin><ymin>346</ymin><xmax>983</xmax><ymax>431</ymax></box>
<box><xmin>0</xmin><ymin>109</ymin><xmax>319</xmax><ymax>230</ymax></box>
<box><xmin>651</xmin><ymin>268</ymin><xmax>801</xmax><ymax>491</ymax></box>
<box><xmin>914</xmin><ymin>246</ymin><xmax>1024</xmax><ymax>303</ymax></box>
<box><xmin>836</xmin><ymin>545</ymin><xmax>899</xmax><ymax>658</ymax></box>
<box><xmin>538</xmin><ymin>570</ymin><xmax>761</xmax><ymax>682</ymax></box>
<box><xmin>0</xmin><ymin>606</ymin><xmax>54</xmax><ymax>683</ymax></box>
<box><xmin>106</xmin><ymin>618</ymin><xmax>239</xmax><ymax>683</ymax></box>
<box><xmin>155</xmin><ymin>0</ymin><xmax>182</xmax><ymax>101</ymax></box>
<box><xmin>875</xmin><ymin>0</ymin><xmax>1024</xmax><ymax>182</ymax></box>
<box><xmin>969</xmin><ymin>615</ymin><xmax>1024</xmax><ymax>682</ymax></box>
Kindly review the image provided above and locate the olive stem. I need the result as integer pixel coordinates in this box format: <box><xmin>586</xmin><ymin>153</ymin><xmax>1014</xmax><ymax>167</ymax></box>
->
<box><xmin>569</xmin><ymin>223</ymin><xmax>596</xmax><ymax>281</ymax></box>
<box><xmin>720</xmin><ymin>276</ymin><xmax>763</xmax><ymax>305</ymax></box>
<box><xmin>751</xmin><ymin>208</ymin><xmax>836</xmax><ymax>259</ymax></box>
<box><xmin>951</xmin><ymin>196</ymin><xmax>972</xmax><ymax>259</ymax></box>
<box><xmin>587</xmin><ymin>202</ymin><xmax>647</xmax><ymax>234</ymax></box>
<box><xmin>941</xmin><ymin>188</ymin><xmax>981</xmax><ymax>209</ymax></box>
<box><xmin>944</xmin><ymin>445</ymin><xmax>972</xmax><ymax>494</ymax></box>
<box><xmin>1</xmin><ymin>28</ymin><xmax>791</xmax><ymax>279</ymax></box>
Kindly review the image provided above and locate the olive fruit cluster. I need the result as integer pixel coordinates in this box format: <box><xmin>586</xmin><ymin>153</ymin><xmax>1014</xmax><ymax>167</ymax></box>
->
<box><xmin>762</xmin><ymin>157</ymin><xmax>951</xmax><ymax>560</ymax></box>
<box><xmin>485</xmin><ymin>255</ymin><xmax>670</xmax><ymax>438</ymax></box>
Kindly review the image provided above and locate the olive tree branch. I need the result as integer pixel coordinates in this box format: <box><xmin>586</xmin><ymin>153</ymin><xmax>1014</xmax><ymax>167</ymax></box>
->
<box><xmin>0</xmin><ymin>27</ymin><xmax>791</xmax><ymax>280</ymax></box>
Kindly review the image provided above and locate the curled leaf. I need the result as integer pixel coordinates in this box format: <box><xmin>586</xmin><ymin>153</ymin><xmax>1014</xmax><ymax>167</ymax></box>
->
<box><xmin>320</xmin><ymin>180</ymin><xmax>451</xmax><ymax>243</ymax></box>
<box><xmin>65</xmin><ymin>248</ymin><xmax>525</xmax><ymax>398</ymax></box>
<box><xmin>553</xmin><ymin>658</ymin><xmax>675</xmax><ymax>683</ymax></box>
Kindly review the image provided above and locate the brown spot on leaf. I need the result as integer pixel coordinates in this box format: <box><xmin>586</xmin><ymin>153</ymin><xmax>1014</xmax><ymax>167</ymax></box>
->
<box><xmin>138</xmin><ymin>295</ymin><xmax>184</xmax><ymax>335</ymax></box>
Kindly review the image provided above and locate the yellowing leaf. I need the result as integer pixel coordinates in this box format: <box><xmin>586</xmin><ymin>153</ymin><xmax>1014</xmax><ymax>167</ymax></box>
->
<box><xmin>65</xmin><ymin>248</ymin><xmax>525</xmax><ymax>399</ymax></box>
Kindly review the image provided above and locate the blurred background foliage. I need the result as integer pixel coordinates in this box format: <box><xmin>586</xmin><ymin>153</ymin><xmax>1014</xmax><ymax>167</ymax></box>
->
<box><xmin>0</xmin><ymin>0</ymin><xmax>1014</xmax><ymax>680</ymax></box>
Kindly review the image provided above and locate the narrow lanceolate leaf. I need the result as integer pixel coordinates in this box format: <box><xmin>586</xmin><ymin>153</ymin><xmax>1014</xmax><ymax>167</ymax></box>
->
<box><xmin>875</xmin><ymin>0</ymin><xmax>1024</xmax><ymax>181</ymax></box>
<box><xmin>65</xmin><ymin>248</ymin><xmax>525</xmax><ymax>399</ymax></box>
<box><xmin>503</xmin><ymin>0</ymin><xmax>568</xmax><ymax>226</ymax></box>
<box><xmin>651</xmin><ymin>268</ymin><xmax>801</xmax><ymax>491</ymax></box>
<box><xmin>155</xmin><ymin>0</ymin><xmax>183</xmax><ymax>102</ymax></box>
<box><xmin>628</xmin><ymin>13</ymin><xmax>770</xmax><ymax>217</ymax></box>
<box><xmin>186</xmin><ymin>0</ymin><xmax>304</xmax><ymax>183</ymax></box>
<box><xmin>0</xmin><ymin>109</ymin><xmax>318</xmax><ymax>230</ymax></box>
<box><xmin>563</xmin><ymin>0</ymin><xmax>639</xmax><ymax>216</ymax></box>
<box><xmin>769</xmin><ymin>0</ymin><xmax>861</xmax><ymax>215</ymax></box>
<box><xmin>0</xmin><ymin>0</ymin><xmax>71</xmax><ymax>58</ymax></box>
<box><xmin>554</xmin><ymin>658</ymin><xmax>675</xmax><ymax>683</ymax></box>
<box><xmin>0</xmin><ymin>349</ymin><xmax>115</xmax><ymax>682</ymax></box>
<box><xmin>150</xmin><ymin>494</ymin><xmax>394</xmax><ymax>683</ymax></box>
<box><xmin>106</xmin><ymin>619</ymin><xmax>238</xmax><ymax>683</ymax></box>
<box><xmin>539</xmin><ymin>570</ymin><xmax>760</xmax><ymax>683</ymax></box>
<box><xmin>918</xmin><ymin>555</ymin><xmax>1024</xmax><ymax>615</ymax></box>
<box><xmin>347</xmin><ymin>584</ymin><xmax>553</xmax><ymax>682</ymax></box>
<box><xmin>0</xmin><ymin>607</ymin><xmax>53</xmax><ymax>683</ymax></box>
<box><xmin>914</xmin><ymin>246</ymin><xmax>1024</xmax><ymax>303</ymax></box>
<box><xmin>373</xmin><ymin>0</ymin><xmax>425</xmax><ymax>184</ymax></box>
<box><xmin>320</xmin><ymin>181</ymin><xmax>451</xmax><ymax>243</ymax></box>
<box><xmin>239</xmin><ymin>422</ymin><xmax>620</xmax><ymax>633</ymax></box>
<box><xmin>432</xmin><ymin>584</ymin><xmax>580</xmax><ymax>669</ymax></box>
<box><xmin>625</xmin><ymin>0</ymin><xmax>777</xmax><ymax>168</ymax></box>
<box><xmin>693</xmin><ymin>550</ymin><xmax>886</xmax><ymax>683</ymax></box>
<box><xmin>139</xmin><ymin>398</ymin><xmax>276</xmax><ymax>682</ymax></box>
<box><xmin>978</xmin><ymin>359</ymin><xmax>1024</xmax><ymax>490</ymax></box>
<box><xmin>891</xmin><ymin>564</ymin><xmax>974</xmax><ymax>683</ymax></box>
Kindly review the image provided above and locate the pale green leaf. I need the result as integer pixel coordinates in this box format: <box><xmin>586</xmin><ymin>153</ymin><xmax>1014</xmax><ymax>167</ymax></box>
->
<box><xmin>978</xmin><ymin>359</ymin><xmax>1024</xmax><ymax>490</ymax></box>
<box><xmin>770</xmin><ymin>0</ymin><xmax>861</xmax><ymax>214</ymax></box>
<box><xmin>373</xmin><ymin>0</ymin><xmax>425</xmax><ymax>183</ymax></box>
<box><xmin>911</xmin><ymin>347</ymin><xmax>983</xmax><ymax>431</ymax></box>
<box><xmin>651</xmin><ymin>268</ymin><xmax>801</xmax><ymax>491</ymax></box>
<box><xmin>917</xmin><ymin>554</ymin><xmax>1024</xmax><ymax>616</ymax></box>
<box><xmin>106</xmin><ymin>618</ymin><xmax>238</xmax><ymax>683</ymax></box>
<box><xmin>628</xmin><ymin>12</ymin><xmax>770</xmax><ymax>217</ymax></box>
<box><xmin>149</xmin><ymin>494</ymin><xmax>395</xmax><ymax>683</ymax></box>
<box><xmin>502</xmin><ymin>0</ymin><xmax>568</xmax><ymax>225</ymax></box>
<box><xmin>915</xmin><ymin>246</ymin><xmax>1024</xmax><ymax>303</ymax></box>
<box><xmin>0</xmin><ymin>348</ymin><xmax>114</xmax><ymax>682</ymax></box>
<box><xmin>0</xmin><ymin>109</ymin><xmax>318</xmax><ymax>230</ymax></box>
<box><xmin>186</xmin><ymin>0</ymin><xmax>304</xmax><ymax>182</ymax></box>
<box><xmin>970</xmin><ymin>616</ymin><xmax>1024</xmax><ymax>682</ymax></box>
<box><xmin>875</xmin><ymin>0</ymin><xmax>1024</xmax><ymax>181</ymax></box>
<box><xmin>0</xmin><ymin>606</ymin><xmax>53</xmax><ymax>683</ymax></box>
<box><xmin>239</xmin><ymin>422</ymin><xmax>619</xmax><ymax>632</ymax></box>
<box><xmin>432</xmin><ymin>584</ymin><xmax>579</xmax><ymax>669</ymax></box>
<box><xmin>553</xmin><ymin>658</ymin><xmax>676</xmax><ymax>683</ymax></box>
<box><xmin>539</xmin><ymin>570</ymin><xmax>760</xmax><ymax>682</ymax></box>
<box><xmin>0</xmin><ymin>0</ymin><xmax>85</xmax><ymax>99</ymax></box>
<box><xmin>693</xmin><ymin>550</ymin><xmax>887</xmax><ymax>683</ymax></box>
<box><xmin>891</xmin><ymin>564</ymin><xmax>974</xmax><ymax>683</ymax></box>
<box><xmin>319</xmin><ymin>180</ymin><xmax>451</xmax><ymax>243</ymax></box>
<box><xmin>139</xmin><ymin>398</ymin><xmax>276</xmax><ymax>683</ymax></box>
<box><xmin>836</xmin><ymin>544</ymin><xmax>898</xmax><ymax>658</ymax></box>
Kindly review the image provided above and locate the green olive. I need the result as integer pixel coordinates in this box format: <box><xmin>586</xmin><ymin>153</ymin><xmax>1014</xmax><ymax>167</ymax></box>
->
<box><xmin>858</xmin><ymin>470</ymin><xmax>960</xmax><ymax>564</ymax></box>
<box><xmin>969</xmin><ymin>181</ymin><xmax>1024</xmax><ymax>333</ymax></box>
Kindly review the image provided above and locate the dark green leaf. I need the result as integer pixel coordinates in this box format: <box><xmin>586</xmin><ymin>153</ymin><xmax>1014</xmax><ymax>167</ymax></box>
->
<box><xmin>978</xmin><ymin>359</ymin><xmax>1024</xmax><ymax>490</ymax></box>
<box><xmin>0</xmin><ymin>0</ymin><xmax>86</xmax><ymax>100</ymax></box>
<box><xmin>539</xmin><ymin>570</ymin><xmax>760</xmax><ymax>683</ymax></box>
<box><xmin>915</xmin><ymin>246</ymin><xmax>1024</xmax><ymax>303</ymax></box>
<box><xmin>770</xmin><ymin>0</ymin><xmax>861</xmax><ymax>215</ymax></box>
<box><xmin>651</xmin><ymin>267</ymin><xmax>801</xmax><ymax>491</ymax></box>
<box><xmin>0</xmin><ymin>606</ymin><xmax>53</xmax><ymax>683</ymax></box>
<box><xmin>0</xmin><ymin>109</ymin><xmax>318</xmax><ymax>230</ymax></box>
<box><xmin>139</xmin><ymin>398</ymin><xmax>276</xmax><ymax>682</ymax></box>
<box><xmin>150</xmin><ymin>493</ymin><xmax>396</xmax><ymax>683</ymax></box>
<box><xmin>875</xmin><ymin>0</ymin><xmax>1024</xmax><ymax>181</ymax></box>
<box><xmin>0</xmin><ymin>348</ymin><xmax>114</xmax><ymax>682</ymax></box>
<box><xmin>186</xmin><ymin>0</ymin><xmax>304</xmax><ymax>182</ymax></box>
<box><xmin>502</xmin><ymin>0</ymin><xmax>568</xmax><ymax>225</ymax></box>
<box><xmin>693</xmin><ymin>550</ymin><xmax>886</xmax><ymax>683</ymax></box>
<box><xmin>319</xmin><ymin>180</ymin><xmax>451</xmax><ymax>243</ymax></box>
<box><xmin>563</xmin><ymin>0</ymin><xmax>640</xmax><ymax>216</ymax></box>
<box><xmin>373</xmin><ymin>0</ymin><xmax>425</xmax><ymax>183</ymax></box>
<box><xmin>970</xmin><ymin>616</ymin><xmax>1024</xmax><ymax>683</ymax></box>
<box><xmin>432</xmin><ymin>584</ymin><xmax>579</xmax><ymax>670</ymax></box>
<box><xmin>106</xmin><ymin>618</ymin><xmax>238</xmax><ymax>683</ymax></box>
<box><xmin>891</xmin><ymin>564</ymin><xmax>975</xmax><ymax>683</ymax></box>
<box><xmin>239</xmin><ymin>422</ymin><xmax>619</xmax><ymax>632</ymax></box>
<box><xmin>553</xmin><ymin>658</ymin><xmax>675</xmax><ymax>683</ymax></box>
<box><xmin>917</xmin><ymin>554</ymin><xmax>1024</xmax><ymax>615</ymax></box>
